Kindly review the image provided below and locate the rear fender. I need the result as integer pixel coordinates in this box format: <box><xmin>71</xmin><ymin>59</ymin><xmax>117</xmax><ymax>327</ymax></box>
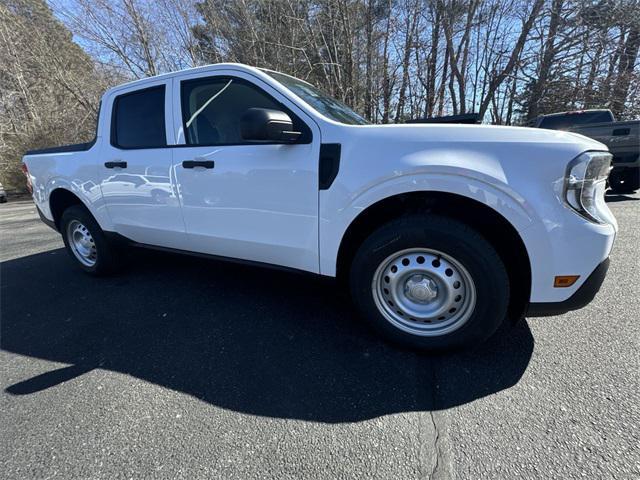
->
<box><xmin>42</xmin><ymin>178</ymin><xmax>113</xmax><ymax>231</ymax></box>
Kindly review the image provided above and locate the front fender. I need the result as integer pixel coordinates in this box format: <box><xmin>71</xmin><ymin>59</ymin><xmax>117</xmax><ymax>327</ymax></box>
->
<box><xmin>319</xmin><ymin>170</ymin><xmax>544</xmax><ymax>276</ymax></box>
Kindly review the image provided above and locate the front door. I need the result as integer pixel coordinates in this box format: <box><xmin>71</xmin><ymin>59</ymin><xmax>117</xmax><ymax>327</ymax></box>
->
<box><xmin>99</xmin><ymin>81</ymin><xmax>186</xmax><ymax>249</ymax></box>
<box><xmin>171</xmin><ymin>72</ymin><xmax>320</xmax><ymax>272</ymax></box>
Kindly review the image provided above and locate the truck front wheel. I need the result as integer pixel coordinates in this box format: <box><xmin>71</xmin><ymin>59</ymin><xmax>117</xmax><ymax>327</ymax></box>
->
<box><xmin>349</xmin><ymin>214</ymin><xmax>510</xmax><ymax>351</ymax></box>
<box><xmin>60</xmin><ymin>205</ymin><xmax>122</xmax><ymax>275</ymax></box>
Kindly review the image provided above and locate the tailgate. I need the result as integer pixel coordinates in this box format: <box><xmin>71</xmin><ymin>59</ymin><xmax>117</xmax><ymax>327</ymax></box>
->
<box><xmin>570</xmin><ymin>121</ymin><xmax>639</xmax><ymax>153</ymax></box>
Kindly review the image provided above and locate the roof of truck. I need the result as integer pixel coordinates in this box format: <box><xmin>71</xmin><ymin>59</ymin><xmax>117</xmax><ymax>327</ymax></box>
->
<box><xmin>104</xmin><ymin>63</ymin><xmax>265</xmax><ymax>96</ymax></box>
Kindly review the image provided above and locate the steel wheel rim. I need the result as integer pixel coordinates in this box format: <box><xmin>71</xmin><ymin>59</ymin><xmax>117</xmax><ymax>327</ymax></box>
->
<box><xmin>372</xmin><ymin>248</ymin><xmax>476</xmax><ymax>337</ymax></box>
<box><xmin>67</xmin><ymin>220</ymin><xmax>97</xmax><ymax>267</ymax></box>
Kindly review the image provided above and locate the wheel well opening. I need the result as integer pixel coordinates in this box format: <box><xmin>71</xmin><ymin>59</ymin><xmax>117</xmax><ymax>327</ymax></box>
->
<box><xmin>336</xmin><ymin>191</ymin><xmax>532</xmax><ymax>322</ymax></box>
<box><xmin>49</xmin><ymin>189</ymin><xmax>83</xmax><ymax>230</ymax></box>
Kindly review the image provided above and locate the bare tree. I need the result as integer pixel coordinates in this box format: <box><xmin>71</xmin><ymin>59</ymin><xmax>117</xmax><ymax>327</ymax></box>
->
<box><xmin>3</xmin><ymin>0</ymin><xmax>639</xmax><ymax>194</ymax></box>
<box><xmin>610</xmin><ymin>19</ymin><xmax>640</xmax><ymax>116</ymax></box>
<box><xmin>477</xmin><ymin>0</ymin><xmax>545</xmax><ymax>117</ymax></box>
<box><xmin>54</xmin><ymin>0</ymin><xmax>201</xmax><ymax>77</ymax></box>
<box><xmin>0</xmin><ymin>0</ymin><xmax>111</xmax><ymax>190</ymax></box>
<box><xmin>526</xmin><ymin>0</ymin><xmax>563</xmax><ymax>119</ymax></box>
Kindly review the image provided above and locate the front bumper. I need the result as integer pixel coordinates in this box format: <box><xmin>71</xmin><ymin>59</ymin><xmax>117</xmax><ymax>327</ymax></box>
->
<box><xmin>527</xmin><ymin>258</ymin><xmax>610</xmax><ymax>317</ymax></box>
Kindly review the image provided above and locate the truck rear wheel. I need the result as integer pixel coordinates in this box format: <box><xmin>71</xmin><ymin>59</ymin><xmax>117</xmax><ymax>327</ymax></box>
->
<box><xmin>60</xmin><ymin>205</ymin><xmax>122</xmax><ymax>275</ymax></box>
<box><xmin>349</xmin><ymin>214</ymin><xmax>510</xmax><ymax>351</ymax></box>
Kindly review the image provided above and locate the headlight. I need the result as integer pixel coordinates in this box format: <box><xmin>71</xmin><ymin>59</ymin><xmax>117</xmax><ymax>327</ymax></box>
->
<box><xmin>564</xmin><ymin>151</ymin><xmax>613</xmax><ymax>224</ymax></box>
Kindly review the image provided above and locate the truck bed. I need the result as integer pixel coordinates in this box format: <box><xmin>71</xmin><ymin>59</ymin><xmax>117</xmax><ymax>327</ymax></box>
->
<box><xmin>569</xmin><ymin>120</ymin><xmax>639</xmax><ymax>154</ymax></box>
<box><xmin>25</xmin><ymin>139</ymin><xmax>96</xmax><ymax>156</ymax></box>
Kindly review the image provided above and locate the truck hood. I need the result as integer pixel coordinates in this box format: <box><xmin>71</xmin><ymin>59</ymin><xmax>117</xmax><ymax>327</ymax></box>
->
<box><xmin>347</xmin><ymin>123</ymin><xmax>607</xmax><ymax>152</ymax></box>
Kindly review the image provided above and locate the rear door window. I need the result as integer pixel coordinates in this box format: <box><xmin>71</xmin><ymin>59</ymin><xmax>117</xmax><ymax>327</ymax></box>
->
<box><xmin>111</xmin><ymin>86</ymin><xmax>166</xmax><ymax>149</ymax></box>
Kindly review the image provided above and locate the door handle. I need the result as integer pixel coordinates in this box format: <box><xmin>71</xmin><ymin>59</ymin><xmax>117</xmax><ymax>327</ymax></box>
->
<box><xmin>613</xmin><ymin>128</ymin><xmax>630</xmax><ymax>136</ymax></box>
<box><xmin>105</xmin><ymin>161</ymin><xmax>127</xmax><ymax>169</ymax></box>
<box><xmin>182</xmin><ymin>160</ymin><xmax>215</xmax><ymax>169</ymax></box>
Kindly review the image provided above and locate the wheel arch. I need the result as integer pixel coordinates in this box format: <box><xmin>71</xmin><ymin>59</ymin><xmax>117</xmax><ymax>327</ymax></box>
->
<box><xmin>336</xmin><ymin>191</ymin><xmax>532</xmax><ymax>322</ymax></box>
<box><xmin>49</xmin><ymin>188</ymin><xmax>88</xmax><ymax>230</ymax></box>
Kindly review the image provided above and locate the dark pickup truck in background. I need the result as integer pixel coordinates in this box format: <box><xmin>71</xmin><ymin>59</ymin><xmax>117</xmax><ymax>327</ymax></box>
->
<box><xmin>528</xmin><ymin>109</ymin><xmax>639</xmax><ymax>193</ymax></box>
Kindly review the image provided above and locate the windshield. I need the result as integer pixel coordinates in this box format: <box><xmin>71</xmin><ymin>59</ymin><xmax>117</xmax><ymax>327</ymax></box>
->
<box><xmin>263</xmin><ymin>70</ymin><xmax>369</xmax><ymax>125</ymax></box>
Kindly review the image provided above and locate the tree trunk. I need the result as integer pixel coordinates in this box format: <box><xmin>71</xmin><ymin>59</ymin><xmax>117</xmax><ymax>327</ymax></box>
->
<box><xmin>478</xmin><ymin>0</ymin><xmax>545</xmax><ymax>119</ymax></box>
<box><xmin>364</xmin><ymin>0</ymin><xmax>374</xmax><ymax>120</ymax></box>
<box><xmin>526</xmin><ymin>0</ymin><xmax>563</xmax><ymax>120</ymax></box>
<box><xmin>426</xmin><ymin>4</ymin><xmax>440</xmax><ymax>117</ymax></box>
<box><xmin>610</xmin><ymin>24</ymin><xmax>640</xmax><ymax>117</ymax></box>
<box><xmin>395</xmin><ymin>0</ymin><xmax>420</xmax><ymax>122</ymax></box>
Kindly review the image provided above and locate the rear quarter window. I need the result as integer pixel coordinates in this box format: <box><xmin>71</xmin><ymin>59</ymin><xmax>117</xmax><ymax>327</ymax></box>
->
<box><xmin>111</xmin><ymin>86</ymin><xmax>166</xmax><ymax>149</ymax></box>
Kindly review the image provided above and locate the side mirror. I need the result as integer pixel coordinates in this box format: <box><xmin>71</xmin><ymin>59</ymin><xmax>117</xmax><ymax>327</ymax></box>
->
<box><xmin>240</xmin><ymin>108</ymin><xmax>301</xmax><ymax>143</ymax></box>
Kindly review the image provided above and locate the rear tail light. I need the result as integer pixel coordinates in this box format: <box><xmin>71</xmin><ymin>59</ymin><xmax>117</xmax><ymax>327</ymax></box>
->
<box><xmin>21</xmin><ymin>163</ymin><xmax>33</xmax><ymax>193</ymax></box>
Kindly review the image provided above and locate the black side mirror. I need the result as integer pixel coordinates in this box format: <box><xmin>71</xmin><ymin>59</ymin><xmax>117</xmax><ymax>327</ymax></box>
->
<box><xmin>240</xmin><ymin>108</ymin><xmax>301</xmax><ymax>143</ymax></box>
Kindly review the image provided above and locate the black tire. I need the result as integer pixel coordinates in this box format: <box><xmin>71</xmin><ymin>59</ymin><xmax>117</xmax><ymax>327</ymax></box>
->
<box><xmin>349</xmin><ymin>214</ymin><xmax>510</xmax><ymax>352</ymax></box>
<box><xmin>608</xmin><ymin>169</ymin><xmax>639</xmax><ymax>194</ymax></box>
<box><xmin>60</xmin><ymin>205</ymin><xmax>122</xmax><ymax>275</ymax></box>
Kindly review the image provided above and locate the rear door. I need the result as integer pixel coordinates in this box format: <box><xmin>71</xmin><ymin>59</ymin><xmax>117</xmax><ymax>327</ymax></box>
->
<box><xmin>98</xmin><ymin>80</ymin><xmax>186</xmax><ymax>248</ymax></box>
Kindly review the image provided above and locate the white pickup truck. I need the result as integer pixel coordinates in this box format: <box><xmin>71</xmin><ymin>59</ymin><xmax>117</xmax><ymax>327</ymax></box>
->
<box><xmin>22</xmin><ymin>63</ymin><xmax>617</xmax><ymax>351</ymax></box>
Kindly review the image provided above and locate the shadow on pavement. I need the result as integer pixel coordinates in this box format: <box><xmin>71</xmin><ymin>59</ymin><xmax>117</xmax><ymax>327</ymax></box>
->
<box><xmin>605</xmin><ymin>193</ymin><xmax>639</xmax><ymax>202</ymax></box>
<box><xmin>1</xmin><ymin>248</ymin><xmax>534</xmax><ymax>422</ymax></box>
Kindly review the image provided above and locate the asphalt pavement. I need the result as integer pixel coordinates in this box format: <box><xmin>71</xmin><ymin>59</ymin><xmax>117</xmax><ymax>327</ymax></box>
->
<box><xmin>1</xmin><ymin>195</ymin><xmax>638</xmax><ymax>479</ymax></box>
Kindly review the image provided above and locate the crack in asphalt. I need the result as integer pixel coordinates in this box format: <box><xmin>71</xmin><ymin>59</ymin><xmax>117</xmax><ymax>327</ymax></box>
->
<box><xmin>421</xmin><ymin>356</ymin><xmax>451</xmax><ymax>480</ymax></box>
<box><xmin>428</xmin><ymin>411</ymin><xmax>441</xmax><ymax>479</ymax></box>
<box><xmin>2</xmin><ymin>197</ymin><xmax>639</xmax><ymax>479</ymax></box>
